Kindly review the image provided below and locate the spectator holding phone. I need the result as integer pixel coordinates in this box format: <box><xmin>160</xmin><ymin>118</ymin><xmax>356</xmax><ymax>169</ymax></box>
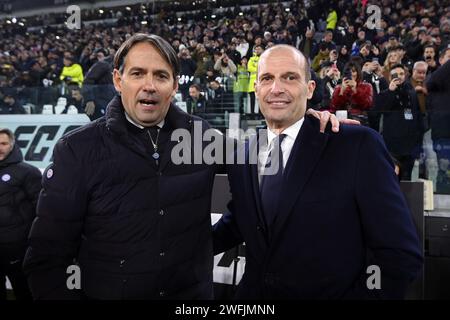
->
<box><xmin>362</xmin><ymin>58</ymin><xmax>389</xmax><ymax>131</ymax></box>
<box><xmin>377</xmin><ymin>64</ymin><xmax>424</xmax><ymax>180</ymax></box>
<box><xmin>330</xmin><ymin>61</ymin><xmax>373</xmax><ymax>124</ymax></box>
<box><xmin>319</xmin><ymin>61</ymin><xmax>340</xmax><ymax>109</ymax></box>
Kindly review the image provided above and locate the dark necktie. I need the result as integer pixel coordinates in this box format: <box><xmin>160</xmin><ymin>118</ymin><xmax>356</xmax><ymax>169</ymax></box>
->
<box><xmin>260</xmin><ymin>134</ymin><xmax>287</xmax><ymax>226</ymax></box>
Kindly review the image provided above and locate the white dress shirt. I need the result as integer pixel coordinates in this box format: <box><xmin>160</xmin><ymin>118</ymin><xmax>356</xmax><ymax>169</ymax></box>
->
<box><xmin>258</xmin><ymin>117</ymin><xmax>304</xmax><ymax>183</ymax></box>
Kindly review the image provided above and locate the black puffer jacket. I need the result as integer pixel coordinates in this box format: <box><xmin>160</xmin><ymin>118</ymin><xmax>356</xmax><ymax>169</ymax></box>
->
<box><xmin>23</xmin><ymin>95</ymin><xmax>218</xmax><ymax>300</ymax></box>
<box><xmin>0</xmin><ymin>144</ymin><xmax>42</xmax><ymax>246</ymax></box>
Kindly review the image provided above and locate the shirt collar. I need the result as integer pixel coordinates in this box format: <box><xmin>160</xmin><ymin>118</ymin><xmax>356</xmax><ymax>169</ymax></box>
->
<box><xmin>267</xmin><ymin>117</ymin><xmax>304</xmax><ymax>146</ymax></box>
<box><xmin>125</xmin><ymin>112</ymin><xmax>165</xmax><ymax>129</ymax></box>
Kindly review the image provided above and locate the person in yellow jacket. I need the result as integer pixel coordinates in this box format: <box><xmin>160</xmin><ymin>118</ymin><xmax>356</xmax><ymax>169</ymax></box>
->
<box><xmin>247</xmin><ymin>44</ymin><xmax>264</xmax><ymax>115</ymax></box>
<box><xmin>233</xmin><ymin>56</ymin><xmax>250</xmax><ymax>114</ymax></box>
<box><xmin>326</xmin><ymin>7</ymin><xmax>338</xmax><ymax>30</ymax></box>
<box><xmin>60</xmin><ymin>56</ymin><xmax>84</xmax><ymax>87</ymax></box>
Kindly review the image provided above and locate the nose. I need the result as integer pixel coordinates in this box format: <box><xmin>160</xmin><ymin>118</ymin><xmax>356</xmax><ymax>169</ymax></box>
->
<box><xmin>142</xmin><ymin>75</ymin><xmax>157</xmax><ymax>93</ymax></box>
<box><xmin>270</xmin><ymin>78</ymin><xmax>285</xmax><ymax>94</ymax></box>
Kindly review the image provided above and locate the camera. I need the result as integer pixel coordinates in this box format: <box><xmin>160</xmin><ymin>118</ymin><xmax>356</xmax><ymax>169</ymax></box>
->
<box><xmin>391</xmin><ymin>72</ymin><xmax>399</xmax><ymax>80</ymax></box>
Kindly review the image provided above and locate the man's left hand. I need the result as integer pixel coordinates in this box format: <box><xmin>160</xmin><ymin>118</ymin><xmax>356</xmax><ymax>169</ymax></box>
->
<box><xmin>306</xmin><ymin>109</ymin><xmax>361</xmax><ymax>133</ymax></box>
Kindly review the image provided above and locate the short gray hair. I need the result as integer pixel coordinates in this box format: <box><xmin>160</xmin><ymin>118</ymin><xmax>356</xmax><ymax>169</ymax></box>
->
<box><xmin>257</xmin><ymin>44</ymin><xmax>311</xmax><ymax>82</ymax></box>
<box><xmin>413</xmin><ymin>61</ymin><xmax>428</xmax><ymax>70</ymax></box>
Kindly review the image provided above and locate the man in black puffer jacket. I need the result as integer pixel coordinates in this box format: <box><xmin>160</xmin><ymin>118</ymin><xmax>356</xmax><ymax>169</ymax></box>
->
<box><xmin>0</xmin><ymin>128</ymin><xmax>41</xmax><ymax>300</ymax></box>
<box><xmin>23</xmin><ymin>34</ymin><xmax>218</xmax><ymax>300</ymax></box>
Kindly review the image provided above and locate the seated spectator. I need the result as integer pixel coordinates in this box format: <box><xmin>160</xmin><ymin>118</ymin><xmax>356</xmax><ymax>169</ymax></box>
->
<box><xmin>0</xmin><ymin>93</ymin><xmax>26</xmax><ymax>114</ymax></box>
<box><xmin>59</xmin><ymin>55</ymin><xmax>84</xmax><ymax>87</ymax></box>
<box><xmin>330</xmin><ymin>61</ymin><xmax>373</xmax><ymax>124</ymax></box>
<box><xmin>207</xmin><ymin>79</ymin><xmax>225</xmax><ymax>107</ymax></box>
<box><xmin>186</xmin><ymin>84</ymin><xmax>207</xmax><ymax>116</ymax></box>
<box><xmin>68</xmin><ymin>86</ymin><xmax>85</xmax><ymax>114</ymax></box>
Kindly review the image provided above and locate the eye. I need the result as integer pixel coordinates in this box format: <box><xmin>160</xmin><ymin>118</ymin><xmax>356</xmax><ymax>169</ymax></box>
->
<box><xmin>285</xmin><ymin>74</ymin><xmax>299</xmax><ymax>81</ymax></box>
<box><xmin>131</xmin><ymin>71</ymin><xmax>142</xmax><ymax>77</ymax></box>
<box><xmin>157</xmin><ymin>73</ymin><xmax>169</xmax><ymax>79</ymax></box>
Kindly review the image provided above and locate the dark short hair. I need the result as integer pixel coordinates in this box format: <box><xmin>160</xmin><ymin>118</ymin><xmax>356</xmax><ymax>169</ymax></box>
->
<box><xmin>360</xmin><ymin>42</ymin><xmax>371</xmax><ymax>51</ymax></box>
<box><xmin>343</xmin><ymin>61</ymin><xmax>362</xmax><ymax>82</ymax></box>
<box><xmin>63</xmin><ymin>55</ymin><xmax>74</xmax><ymax>62</ymax></box>
<box><xmin>114</xmin><ymin>33</ymin><xmax>180</xmax><ymax>80</ymax></box>
<box><xmin>94</xmin><ymin>48</ymin><xmax>109</xmax><ymax>56</ymax></box>
<box><xmin>424</xmin><ymin>44</ymin><xmax>436</xmax><ymax>52</ymax></box>
<box><xmin>69</xmin><ymin>85</ymin><xmax>81</xmax><ymax>92</ymax></box>
<box><xmin>189</xmin><ymin>83</ymin><xmax>202</xmax><ymax>91</ymax></box>
<box><xmin>319</xmin><ymin>42</ymin><xmax>329</xmax><ymax>51</ymax></box>
<box><xmin>0</xmin><ymin>128</ymin><xmax>15</xmax><ymax>145</ymax></box>
<box><xmin>390</xmin><ymin>63</ymin><xmax>405</xmax><ymax>72</ymax></box>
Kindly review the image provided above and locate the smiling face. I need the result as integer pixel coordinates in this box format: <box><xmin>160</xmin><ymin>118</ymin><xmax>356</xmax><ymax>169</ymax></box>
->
<box><xmin>113</xmin><ymin>42</ymin><xmax>178</xmax><ymax>127</ymax></box>
<box><xmin>255</xmin><ymin>46</ymin><xmax>315</xmax><ymax>132</ymax></box>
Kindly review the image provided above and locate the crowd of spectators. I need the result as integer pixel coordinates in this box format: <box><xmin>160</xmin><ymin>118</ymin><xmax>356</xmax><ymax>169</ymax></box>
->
<box><xmin>1</xmin><ymin>0</ymin><xmax>450</xmax><ymax>189</ymax></box>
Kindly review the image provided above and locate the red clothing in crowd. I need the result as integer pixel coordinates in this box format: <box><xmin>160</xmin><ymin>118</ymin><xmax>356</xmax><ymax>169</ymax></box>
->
<box><xmin>330</xmin><ymin>82</ymin><xmax>373</xmax><ymax>116</ymax></box>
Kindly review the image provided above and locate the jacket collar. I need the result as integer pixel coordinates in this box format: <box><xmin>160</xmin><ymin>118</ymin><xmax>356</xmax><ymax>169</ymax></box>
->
<box><xmin>0</xmin><ymin>143</ymin><xmax>22</xmax><ymax>168</ymax></box>
<box><xmin>105</xmin><ymin>95</ymin><xmax>194</xmax><ymax>170</ymax></box>
<box><xmin>105</xmin><ymin>95</ymin><xmax>192</xmax><ymax>136</ymax></box>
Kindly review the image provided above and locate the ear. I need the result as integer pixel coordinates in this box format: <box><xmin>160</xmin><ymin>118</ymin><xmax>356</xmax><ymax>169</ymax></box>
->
<box><xmin>254</xmin><ymin>80</ymin><xmax>259</xmax><ymax>98</ymax></box>
<box><xmin>306</xmin><ymin>80</ymin><xmax>316</xmax><ymax>100</ymax></box>
<box><xmin>113</xmin><ymin>69</ymin><xmax>122</xmax><ymax>93</ymax></box>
